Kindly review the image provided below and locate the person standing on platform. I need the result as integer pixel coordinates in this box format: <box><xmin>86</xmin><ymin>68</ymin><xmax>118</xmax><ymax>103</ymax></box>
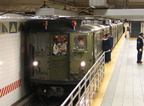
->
<box><xmin>108</xmin><ymin>33</ymin><xmax>114</xmax><ymax>61</ymax></box>
<box><xmin>137</xmin><ymin>32</ymin><xmax>144</xmax><ymax>63</ymax></box>
<box><xmin>102</xmin><ymin>34</ymin><xmax>111</xmax><ymax>63</ymax></box>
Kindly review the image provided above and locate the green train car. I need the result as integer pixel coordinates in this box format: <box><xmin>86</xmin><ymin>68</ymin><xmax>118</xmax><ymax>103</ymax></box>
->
<box><xmin>25</xmin><ymin>18</ymin><xmax>123</xmax><ymax>97</ymax></box>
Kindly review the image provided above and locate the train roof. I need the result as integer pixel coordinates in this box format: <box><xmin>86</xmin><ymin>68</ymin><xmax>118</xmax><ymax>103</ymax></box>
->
<box><xmin>81</xmin><ymin>25</ymin><xmax>103</xmax><ymax>32</ymax></box>
<box><xmin>24</xmin><ymin>19</ymin><xmax>112</xmax><ymax>33</ymax></box>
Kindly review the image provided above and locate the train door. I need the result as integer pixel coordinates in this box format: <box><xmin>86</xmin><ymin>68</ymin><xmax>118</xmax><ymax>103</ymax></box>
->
<box><xmin>115</xmin><ymin>25</ymin><xmax>118</xmax><ymax>42</ymax></box>
<box><xmin>94</xmin><ymin>32</ymin><xmax>103</xmax><ymax>61</ymax></box>
<box><xmin>49</xmin><ymin>33</ymin><xmax>69</xmax><ymax>80</ymax></box>
<box><xmin>110</xmin><ymin>24</ymin><xmax>117</xmax><ymax>46</ymax></box>
<box><xmin>69</xmin><ymin>33</ymin><xmax>93</xmax><ymax>79</ymax></box>
<box><xmin>30</xmin><ymin>32</ymin><xmax>49</xmax><ymax>80</ymax></box>
<box><xmin>113</xmin><ymin>25</ymin><xmax>117</xmax><ymax>46</ymax></box>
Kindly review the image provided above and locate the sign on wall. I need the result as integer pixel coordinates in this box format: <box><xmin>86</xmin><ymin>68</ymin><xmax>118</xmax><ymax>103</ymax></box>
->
<box><xmin>9</xmin><ymin>22</ymin><xmax>17</xmax><ymax>33</ymax></box>
<box><xmin>0</xmin><ymin>22</ymin><xmax>19</xmax><ymax>34</ymax></box>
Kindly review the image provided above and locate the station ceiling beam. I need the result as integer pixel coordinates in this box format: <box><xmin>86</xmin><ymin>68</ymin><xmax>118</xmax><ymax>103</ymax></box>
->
<box><xmin>94</xmin><ymin>9</ymin><xmax>144</xmax><ymax>21</ymax></box>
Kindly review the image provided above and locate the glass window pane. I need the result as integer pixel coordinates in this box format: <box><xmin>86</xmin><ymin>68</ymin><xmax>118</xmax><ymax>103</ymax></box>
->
<box><xmin>73</xmin><ymin>35</ymin><xmax>87</xmax><ymax>51</ymax></box>
<box><xmin>52</xmin><ymin>35</ymin><xmax>68</xmax><ymax>56</ymax></box>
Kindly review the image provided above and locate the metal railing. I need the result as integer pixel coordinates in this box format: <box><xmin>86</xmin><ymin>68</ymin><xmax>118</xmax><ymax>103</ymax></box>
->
<box><xmin>61</xmin><ymin>52</ymin><xmax>105</xmax><ymax>106</ymax></box>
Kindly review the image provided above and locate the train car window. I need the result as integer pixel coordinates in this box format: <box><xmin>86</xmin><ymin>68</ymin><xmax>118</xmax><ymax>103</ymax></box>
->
<box><xmin>73</xmin><ymin>35</ymin><xmax>87</xmax><ymax>51</ymax></box>
<box><xmin>33</xmin><ymin>34</ymin><xmax>46</xmax><ymax>51</ymax></box>
<box><xmin>52</xmin><ymin>35</ymin><xmax>68</xmax><ymax>56</ymax></box>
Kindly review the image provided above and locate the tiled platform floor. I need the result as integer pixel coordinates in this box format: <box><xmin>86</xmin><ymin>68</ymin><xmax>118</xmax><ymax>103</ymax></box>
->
<box><xmin>91</xmin><ymin>35</ymin><xmax>144</xmax><ymax>106</ymax></box>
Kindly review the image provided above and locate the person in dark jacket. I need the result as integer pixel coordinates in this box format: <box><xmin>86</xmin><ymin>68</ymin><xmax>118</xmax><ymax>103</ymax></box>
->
<box><xmin>102</xmin><ymin>34</ymin><xmax>111</xmax><ymax>63</ymax></box>
<box><xmin>137</xmin><ymin>32</ymin><xmax>144</xmax><ymax>63</ymax></box>
<box><xmin>108</xmin><ymin>33</ymin><xmax>114</xmax><ymax>61</ymax></box>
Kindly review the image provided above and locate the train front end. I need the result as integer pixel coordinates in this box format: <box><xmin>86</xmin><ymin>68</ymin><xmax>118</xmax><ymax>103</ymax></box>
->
<box><xmin>25</xmin><ymin>19</ymin><xmax>94</xmax><ymax>97</ymax></box>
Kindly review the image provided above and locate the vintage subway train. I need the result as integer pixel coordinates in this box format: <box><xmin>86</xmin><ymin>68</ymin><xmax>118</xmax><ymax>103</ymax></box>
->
<box><xmin>24</xmin><ymin>18</ymin><xmax>124</xmax><ymax>97</ymax></box>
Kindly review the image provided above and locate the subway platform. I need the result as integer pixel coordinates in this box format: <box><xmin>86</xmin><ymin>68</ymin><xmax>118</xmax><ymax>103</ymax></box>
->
<box><xmin>91</xmin><ymin>35</ymin><xmax>144</xmax><ymax>106</ymax></box>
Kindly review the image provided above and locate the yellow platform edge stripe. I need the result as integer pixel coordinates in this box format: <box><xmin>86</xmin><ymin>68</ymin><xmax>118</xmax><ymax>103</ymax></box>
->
<box><xmin>129</xmin><ymin>37</ymin><xmax>137</xmax><ymax>39</ymax></box>
<box><xmin>91</xmin><ymin>34</ymin><xmax>126</xmax><ymax>106</ymax></box>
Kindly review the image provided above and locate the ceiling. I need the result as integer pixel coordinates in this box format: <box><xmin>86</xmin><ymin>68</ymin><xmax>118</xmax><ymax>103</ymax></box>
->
<box><xmin>1</xmin><ymin>0</ymin><xmax>144</xmax><ymax>21</ymax></box>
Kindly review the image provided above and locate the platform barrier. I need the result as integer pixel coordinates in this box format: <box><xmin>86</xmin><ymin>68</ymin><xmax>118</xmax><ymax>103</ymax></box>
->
<box><xmin>61</xmin><ymin>52</ymin><xmax>105</xmax><ymax>106</ymax></box>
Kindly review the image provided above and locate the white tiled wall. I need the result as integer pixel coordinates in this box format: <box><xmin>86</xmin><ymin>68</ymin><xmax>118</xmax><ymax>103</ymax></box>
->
<box><xmin>0</xmin><ymin>32</ymin><xmax>27</xmax><ymax>106</ymax></box>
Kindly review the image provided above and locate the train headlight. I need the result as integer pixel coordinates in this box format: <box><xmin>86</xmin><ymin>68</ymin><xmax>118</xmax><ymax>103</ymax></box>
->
<box><xmin>33</xmin><ymin>61</ymin><xmax>39</xmax><ymax>67</ymax></box>
<box><xmin>80</xmin><ymin>61</ymin><xmax>86</xmax><ymax>67</ymax></box>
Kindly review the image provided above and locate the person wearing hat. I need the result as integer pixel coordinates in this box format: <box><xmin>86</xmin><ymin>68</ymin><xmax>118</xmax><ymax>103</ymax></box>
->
<box><xmin>102</xmin><ymin>34</ymin><xmax>111</xmax><ymax>63</ymax></box>
<box><xmin>108</xmin><ymin>33</ymin><xmax>114</xmax><ymax>61</ymax></box>
<box><xmin>137</xmin><ymin>32</ymin><xmax>144</xmax><ymax>63</ymax></box>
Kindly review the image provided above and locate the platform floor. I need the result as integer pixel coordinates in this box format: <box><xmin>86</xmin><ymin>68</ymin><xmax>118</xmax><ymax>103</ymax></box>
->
<box><xmin>91</xmin><ymin>35</ymin><xmax>144</xmax><ymax>106</ymax></box>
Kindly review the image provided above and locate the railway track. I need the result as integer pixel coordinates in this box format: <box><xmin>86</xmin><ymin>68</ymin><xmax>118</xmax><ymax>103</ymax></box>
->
<box><xmin>24</xmin><ymin>96</ymin><xmax>66</xmax><ymax>106</ymax></box>
<box><xmin>14</xmin><ymin>93</ymin><xmax>68</xmax><ymax>106</ymax></box>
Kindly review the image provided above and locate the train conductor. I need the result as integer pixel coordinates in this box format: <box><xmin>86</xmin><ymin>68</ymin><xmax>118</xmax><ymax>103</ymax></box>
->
<box><xmin>102</xmin><ymin>34</ymin><xmax>111</xmax><ymax>63</ymax></box>
<box><xmin>137</xmin><ymin>32</ymin><xmax>144</xmax><ymax>63</ymax></box>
